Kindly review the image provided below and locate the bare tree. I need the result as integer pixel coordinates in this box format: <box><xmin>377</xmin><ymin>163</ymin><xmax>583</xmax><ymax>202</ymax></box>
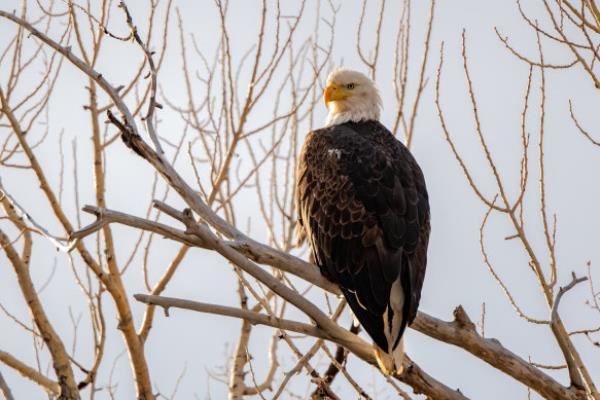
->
<box><xmin>0</xmin><ymin>1</ymin><xmax>598</xmax><ymax>399</ymax></box>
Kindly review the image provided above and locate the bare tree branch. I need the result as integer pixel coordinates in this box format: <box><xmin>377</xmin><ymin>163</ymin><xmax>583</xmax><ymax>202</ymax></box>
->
<box><xmin>0</xmin><ymin>351</ymin><xmax>59</xmax><ymax>397</ymax></box>
<box><xmin>134</xmin><ymin>294</ymin><xmax>469</xmax><ymax>400</ymax></box>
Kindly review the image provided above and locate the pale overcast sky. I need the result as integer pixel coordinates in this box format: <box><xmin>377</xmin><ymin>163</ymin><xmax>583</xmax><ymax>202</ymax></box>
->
<box><xmin>1</xmin><ymin>1</ymin><xmax>599</xmax><ymax>399</ymax></box>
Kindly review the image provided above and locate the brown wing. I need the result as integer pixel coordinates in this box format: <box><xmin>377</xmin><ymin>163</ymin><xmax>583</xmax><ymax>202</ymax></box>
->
<box><xmin>295</xmin><ymin>121</ymin><xmax>430</xmax><ymax>350</ymax></box>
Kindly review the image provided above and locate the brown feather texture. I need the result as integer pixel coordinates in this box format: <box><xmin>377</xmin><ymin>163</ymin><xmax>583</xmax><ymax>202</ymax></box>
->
<box><xmin>296</xmin><ymin>119</ymin><xmax>430</xmax><ymax>375</ymax></box>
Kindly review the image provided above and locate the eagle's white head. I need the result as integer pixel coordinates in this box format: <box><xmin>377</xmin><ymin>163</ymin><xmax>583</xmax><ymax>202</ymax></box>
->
<box><xmin>324</xmin><ymin>68</ymin><xmax>382</xmax><ymax>127</ymax></box>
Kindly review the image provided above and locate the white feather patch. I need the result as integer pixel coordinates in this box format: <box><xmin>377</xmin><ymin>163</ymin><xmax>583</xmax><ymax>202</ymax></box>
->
<box><xmin>376</xmin><ymin>277</ymin><xmax>406</xmax><ymax>374</ymax></box>
<box><xmin>327</xmin><ymin>148</ymin><xmax>342</xmax><ymax>159</ymax></box>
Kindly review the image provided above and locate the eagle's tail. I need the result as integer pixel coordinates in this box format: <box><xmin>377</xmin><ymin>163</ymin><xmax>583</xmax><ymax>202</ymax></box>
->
<box><xmin>373</xmin><ymin>336</ymin><xmax>405</xmax><ymax>375</ymax></box>
<box><xmin>374</xmin><ymin>278</ymin><xmax>406</xmax><ymax>375</ymax></box>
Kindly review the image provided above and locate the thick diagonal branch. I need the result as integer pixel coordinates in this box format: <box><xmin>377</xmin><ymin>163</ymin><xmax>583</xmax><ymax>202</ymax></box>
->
<box><xmin>0</xmin><ymin>351</ymin><xmax>59</xmax><ymax>397</ymax></box>
<box><xmin>0</xmin><ymin>230</ymin><xmax>79</xmax><ymax>398</ymax></box>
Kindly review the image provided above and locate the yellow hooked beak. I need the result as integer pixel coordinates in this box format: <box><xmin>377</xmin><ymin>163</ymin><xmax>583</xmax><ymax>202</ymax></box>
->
<box><xmin>324</xmin><ymin>84</ymin><xmax>351</xmax><ymax>108</ymax></box>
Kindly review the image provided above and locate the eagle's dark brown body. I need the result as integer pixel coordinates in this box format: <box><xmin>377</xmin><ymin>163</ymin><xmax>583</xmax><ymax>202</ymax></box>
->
<box><xmin>295</xmin><ymin>120</ymin><xmax>430</xmax><ymax>356</ymax></box>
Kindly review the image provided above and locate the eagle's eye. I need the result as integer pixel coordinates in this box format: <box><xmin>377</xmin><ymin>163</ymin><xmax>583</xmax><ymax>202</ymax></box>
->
<box><xmin>346</xmin><ymin>83</ymin><xmax>355</xmax><ymax>90</ymax></box>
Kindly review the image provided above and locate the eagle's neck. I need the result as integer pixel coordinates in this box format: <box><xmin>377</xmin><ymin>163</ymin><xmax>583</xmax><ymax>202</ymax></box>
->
<box><xmin>325</xmin><ymin>109</ymin><xmax>380</xmax><ymax>127</ymax></box>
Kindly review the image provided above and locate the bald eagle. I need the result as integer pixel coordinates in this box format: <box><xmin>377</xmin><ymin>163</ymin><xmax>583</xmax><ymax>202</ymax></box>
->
<box><xmin>295</xmin><ymin>69</ymin><xmax>430</xmax><ymax>375</ymax></box>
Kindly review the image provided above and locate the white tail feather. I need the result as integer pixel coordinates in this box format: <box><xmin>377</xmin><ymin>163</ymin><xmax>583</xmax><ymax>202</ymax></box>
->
<box><xmin>374</xmin><ymin>336</ymin><xmax>405</xmax><ymax>375</ymax></box>
<box><xmin>374</xmin><ymin>278</ymin><xmax>405</xmax><ymax>375</ymax></box>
